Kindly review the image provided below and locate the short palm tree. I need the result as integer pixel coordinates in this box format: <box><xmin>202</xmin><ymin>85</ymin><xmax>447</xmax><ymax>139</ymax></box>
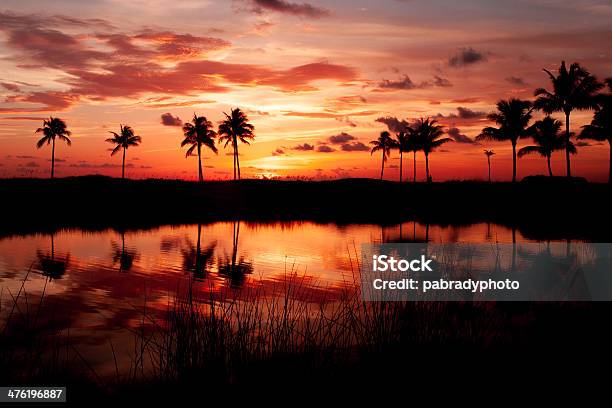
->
<box><xmin>35</xmin><ymin>117</ymin><xmax>71</xmax><ymax>179</ymax></box>
<box><xmin>484</xmin><ymin>149</ymin><xmax>495</xmax><ymax>182</ymax></box>
<box><xmin>105</xmin><ymin>125</ymin><xmax>142</xmax><ymax>179</ymax></box>
<box><xmin>218</xmin><ymin>108</ymin><xmax>255</xmax><ymax>180</ymax></box>
<box><xmin>534</xmin><ymin>61</ymin><xmax>603</xmax><ymax>177</ymax></box>
<box><xmin>579</xmin><ymin>78</ymin><xmax>612</xmax><ymax>183</ymax></box>
<box><xmin>181</xmin><ymin>114</ymin><xmax>218</xmax><ymax>182</ymax></box>
<box><xmin>476</xmin><ymin>99</ymin><xmax>533</xmax><ymax>182</ymax></box>
<box><xmin>518</xmin><ymin>116</ymin><xmax>572</xmax><ymax>177</ymax></box>
<box><xmin>413</xmin><ymin>118</ymin><xmax>452</xmax><ymax>182</ymax></box>
<box><xmin>370</xmin><ymin>131</ymin><xmax>396</xmax><ymax>180</ymax></box>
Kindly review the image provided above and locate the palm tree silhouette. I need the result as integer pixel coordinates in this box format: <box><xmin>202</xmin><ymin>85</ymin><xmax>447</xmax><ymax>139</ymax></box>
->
<box><xmin>534</xmin><ymin>61</ymin><xmax>603</xmax><ymax>178</ymax></box>
<box><xmin>217</xmin><ymin>221</ymin><xmax>253</xmax><ymax>288</ymax></box>
<box><xmin>35</xmin><ymin>117</ymin><xmax>71</xmax><ymax>179</ymax></box>
<box><xmin>413</xmin><ymin>118</ymin><xmax>452</xmax><ymax>182</ymax></box>
<box><xmin>182</xmin><ymin>224</ymin><xmax>216</xmax><ymax>280</ymax></box>
<box><xmin>484</xmin><ymin>149</ymin><xmax>495</xmax><ymax>182</ymax></box>
<box><xmin>181</xmin><ymin>114</ymin><xmax>218</xmax><ymax>182</ymax></box>
<box><xmin>476</xmin><ymin>99</ymin><xmax>533</xmax><ymax>183</ymax></box>
<box><xmin>395</xmin><ymin>130</ymin><xmax>409</xmax><ymax>182</ymax></box>
<box><xmin>519</xmin><ymin>116</ymin><xmax>574</xmax><ymax>177</ymax></box>
<box><xmin>105</xmin><ymin>125</ymin><xmax>142</xmax><ymax>179</ymax></box>
<box><xmin>370</xmin><ymin>131</ymin><xmax>395</xmax><ymax>180</ymax></box>
<box><xmin>218</xmin><ymin>108</ymin><xmax>255</xmax><ymax>180</ymax></box>
<box><xmin>406</xmin><ymin>127</ymin><xmax>421</xmax><ymax>182</ymax></box>
<box><xmin>579</xmin><ymin>78</ymin><xmax>612</xmax><ymax>183</ymax></box>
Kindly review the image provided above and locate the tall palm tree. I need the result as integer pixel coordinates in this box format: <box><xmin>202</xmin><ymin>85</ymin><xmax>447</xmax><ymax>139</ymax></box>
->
<box><xmin>395</xmin><ymin>130</ymin><xmax>410</xmax><ymax>182</ymax></box>
<box><xmin>406</xmin><ymin>127</ymin><xmax>421</xmax><ymax>182</ymax></box>
<box><xmin>105</xmin><ymin>125</ymin><xmax>142</xmax><ymax>179</ymax></box>
<box><xmin>413</xmin><ymin>118</ymin><xmax>452</xmax><ymax>182</ymax></box>
<box><xmin>370</xmin><ymin>131</ymin><xmax>395</xmax><ymax>180</ymax></box>
<box><xmin>518</xmin><ymin>116</ymin><xmax>573</xmax><ymax>177</ymax></box>
<box><xmin>484</xmin><ymin>149</ymin><xmax>495</xmax><ymax>182</ymax></box>
<box><xmin>35</xmin><ymin>117</ymin><xmax>71</xmax><ymax>179</ymax></box>
<box><xmin>534</xmin><ymin>61</ymin><xmax>603</xmax><ymax>177</ymax></box>
<box><xmin>181</xmin><ymin>114</ymin><xmax>218</xmax><ymax>182</ymax></box>
<box><xmin>579</xmin><ymin>78</ymin><xmax>612</xmax><ymax>183</ymax></box>
<box><xmin>218</xmin><ymin>108</ymin><xmax>255</xmax><ymax>180</ymax></box>
<box><xmin>476</xmin><ymin>99</ymin><xmax>533</xmax><ymax>182</ymax></box>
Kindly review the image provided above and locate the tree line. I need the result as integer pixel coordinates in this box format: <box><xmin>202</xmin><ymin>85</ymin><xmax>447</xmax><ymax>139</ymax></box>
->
<box><xmin>370</xmin><ymin>61</ymin><xmax>612</xmax><ymax>183</ymax></box>
<box><xmin>32</xmin><ymin>61</ymin><xmax>611</xmax><ymax>183</ymax></box>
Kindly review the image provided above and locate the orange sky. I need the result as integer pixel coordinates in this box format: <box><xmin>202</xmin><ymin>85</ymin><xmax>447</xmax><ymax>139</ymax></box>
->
<box><xmin>0</xmin><ymin>0</ymin><xmax>611</xmax><ymax>181</ymax></box>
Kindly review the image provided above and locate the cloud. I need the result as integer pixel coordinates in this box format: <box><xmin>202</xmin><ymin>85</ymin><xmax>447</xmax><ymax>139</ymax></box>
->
<box><xmin>340</xmin><ymin>142</ymin><xmax>369</xmax><ymax>152</ymax></box>
<box><xmin>447</xmin><ymin>127</ymin><xmax>477</xmax><ymax>144</ymax></box>
<box><xmin>378</xmin><ymin>75</ymin><xmax>424</xmax><ymax>90</ymax></box>
<box><xmin>316</xmin><ymin>145</ymin><xmax>335</xmax><ymax>153</ymax></box>
<box><xmin>1</xmin><ymin>82</ymin><xmax>20</xmax><ymax>92</ymax></box>
<box><xmin>376</xmin><ymin>116</ymin><xmax>410</xmax><ymax>133</ymax></box>
<box><xmin>292</xmin><ymin>143</ymin><xmax>315</xmax><ymax>151</ymax></box>
<box><xmin>15</xmin><ymin>155</ymin><xmax>36</xmax><ymax>159</ymax></box>
<box><xmin>435</xmin><ymin>107</ymin><xmax>486</xmax><ymax>120</ymax></box>
<box><xmin>23</xmin><ymin>161</ymin><xmax>39</xmax><ymax>168</ymax></box>
<box><xmin>377</xmin><ymin>74</ymin><xmax>453</xmax><ymax>91</ymax></box>
<box><xmin>272</xmin><ymin>148</ymin><xmax>285</xmax><ymax>156</ymax></box>
<box><xmin>506</xmin><ymin>76</ymin><xmax>528</xmax><ymax>86</ymax></box>
<box><xmin>328</xmin><ymin>132</ymin><xmax>355</xmax><ymax>144</ymax></box>
<box><xmin>161</xmin><ymin>112</ymin><xmax>183</xmax><ymax>126</ymax></box>
<box><xmin>1</xmin><ymin>91</ymin><xmax>78</xmax><ymax>113</ymax></box>
<box><xmin>448</xmin><ymin>47</ymin><xmax>488</xmax><ymax>67</ymax></box>
<box><xmin>246</xmin><ymin>0</ymin><xmax>330</xmax><ymax>18</ymax></box>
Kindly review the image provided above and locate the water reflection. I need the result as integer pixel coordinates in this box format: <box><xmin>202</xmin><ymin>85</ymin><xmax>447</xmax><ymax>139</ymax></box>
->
<box><xmin>181</xmin><ymin>224</ymin><xmax>216</xmax><ymax>280</ymax></box>
<box><xmin>36</xmin><ymin>233</ymin><xmax>70</xmax><ymax>280</ymax></box>
<box><xmin>217</xmin><ymin>222</ymin><xmax>253</xmax><ymax>288</ymax></box>
<box><xmin>111</xmin><ymin>231</ymin><xmax>140</xmax><ymax>273</ymax></box>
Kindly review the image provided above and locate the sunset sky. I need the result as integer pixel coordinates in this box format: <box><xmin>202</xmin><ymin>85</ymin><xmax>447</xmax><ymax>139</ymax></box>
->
<box><xmin>1</xmin><ymin>0</ymin><xmax>611</xmax><ymax>181</ymax></box>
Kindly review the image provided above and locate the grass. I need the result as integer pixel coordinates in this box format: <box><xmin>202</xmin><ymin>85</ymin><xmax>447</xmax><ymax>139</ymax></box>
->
<box><xmin>2</xmin><ymin>249</ymin><xmax>612</xmax><ymax>402</ymax></box>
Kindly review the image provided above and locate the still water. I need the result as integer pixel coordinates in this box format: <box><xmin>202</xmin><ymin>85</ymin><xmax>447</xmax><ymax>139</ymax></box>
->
<box><xmin>0</xmin><ymin>221</ymin><xmax>552</xmax><ymax>377</ymax></box>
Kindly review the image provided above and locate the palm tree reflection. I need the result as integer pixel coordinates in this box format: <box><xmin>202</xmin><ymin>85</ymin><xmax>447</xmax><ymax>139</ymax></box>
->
<box><xmin>111</xmin><ymin>231</ymin><xmax>139</xmax><ymax>273</ymax></box>
<box><xmin>182</xmin><ymin>224</ymin><xmax>216</xmax><ymax>281</ymax></box>
<box><xmin>218</xmin><ymin>221</ymin><xmax>253</xmax><ymax>288</ymax></box>
<box><xmin>37</xmin><ymin>233</ymin><xmax>70</xmax><ymax>280</ymax></box>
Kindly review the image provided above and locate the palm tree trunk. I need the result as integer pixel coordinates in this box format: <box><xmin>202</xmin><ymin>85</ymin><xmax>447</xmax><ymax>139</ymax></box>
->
<box><xmin>565</xmin><ymin>112</ymin><xmax>572</xmax><ymax>178</ymax></box>
<box><xmin>399</xmin><ymin>150</ymin><xmax>403</xmax><ymax>182</ymax></box>
<box><xmin>425</xmin><ymin>152</ymin><xmax>430</xmax><ymax>182</ymax></box>
<box><xmin>547</xmin><ymin>155</ymin><xmax>553</xmax><ymax>177</ymax></box>
<box><xmin>380</xmin><ymin>151</ymin><xmax>385</xmax><ymax>180</ymax></box>
<box><xmin>197</xmin><ymin>143</ymin><xmax>203</xmax><ymax>182</ymax></box>
<box><xmin>413</xmin><ymin>151</ymin><xmax>417</xmax><ymax>182</ymax></box>
<box><xmin>236</xmin><ymin>145</ymin><xmax>241</xmax><ymax>180</ymax></box>
<box><xmin>122</xmin><ymin>147</ymin><xmax>126</xmax><ymax>179</ymax></box>
<box><xmin>51</xmin><ymin>138</ymin><xmax>55</xmax><ymax>179</ymax></box>
<box><xmin>232</xmin><ymin>147</ymin><xmax>237</xmax><ymax>180</ymax></box>
<box><xmin>608</xmin><ymin>139</ymin><xmax>612</xmax><ymax>184</ymax></box>
<box><xmin>511</xmin><ymin>141</ymin><xmax>517</xmax><ymax>183</ymax></box>
<box><xmin>487</xmin><ymin>156</ymin><xmax>491</xmax><ymax>182</ymax></box>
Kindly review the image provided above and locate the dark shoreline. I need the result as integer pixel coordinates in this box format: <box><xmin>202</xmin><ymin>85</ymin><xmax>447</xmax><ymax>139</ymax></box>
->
<box><xmin>1</xmin><ymin>175</ymin><xmax>610</xmax><ymax>240</ymax></box>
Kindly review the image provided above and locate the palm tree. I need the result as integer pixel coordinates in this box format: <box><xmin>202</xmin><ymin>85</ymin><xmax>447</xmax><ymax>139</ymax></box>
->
<box><xmin>181</xmin><ymin>114</ymin><xmax>218</xmax><ymax>182</ymax></box>
<box><xmin>35</xmin><ymin>117</ymin><xmax>71</xmax><ymax>179</ymax></box>
<box><xmin>476</xmin><ymin>99</ymin><xmax>533</xmax><ymax>183</ymax></box>
<box><xmin>105</xmin><ymin>125</ymin><xmax>142</xmax><ymax>179</ymax></box>
<box><xmin>218</xmin><ymin>108</ymin><xmax>255</xmax><ymax>180</ymax></box>
<box><xmin>518</xmin><ymin>116</ymin><xmax>573</xmax><ymax>177</ymax></box>
<box><xmin>534</xmin><ymin>61</ymin><xmax>603</xmax><ymax>177</ymax></box>
<box><xmin>484</xmin><ymin>149</ymin><xmax>495</xmax><ymax>182</ymax></box>
<box><xmin>395</xmin><ymin>130</ymin><xmax>409</xmax><ymax>182</ymax></box>
<box><xmin>579</xmin><ymin>78</ymin><xmax>612</xmax><ymax>183</ymax></box>
<box><xmin>413</xmin><ymin>118</ymin><xmax>452</xmax><ymax>182</ymax></box>
<box><xmin>370</xmin><ymin>131</ymin><xmax>395</xmax><ymax>180</ymax></box>
<box><xmin>406</xmin><ymin>127</ymin><xmax>421</xmax><ymax>182</ymax></box>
